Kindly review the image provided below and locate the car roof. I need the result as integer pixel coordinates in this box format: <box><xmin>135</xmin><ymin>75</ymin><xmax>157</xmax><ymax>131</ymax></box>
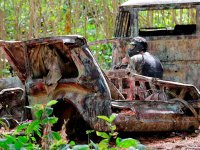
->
<box><xmin>121</xmin><ymin>0</ymin><xmax>200</xmax><ymax>7</ymax></box>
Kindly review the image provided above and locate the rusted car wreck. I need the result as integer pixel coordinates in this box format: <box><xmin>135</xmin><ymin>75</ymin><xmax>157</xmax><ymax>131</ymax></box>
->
<box><xmin>0</xmin><ymin>35</ymin><xmax>199</xmax><ymax>134</ymax></box>
<box><xmin>111</xmin><ymin>0</ymin><xmax>200</xmax><ymax>90</ymax></box>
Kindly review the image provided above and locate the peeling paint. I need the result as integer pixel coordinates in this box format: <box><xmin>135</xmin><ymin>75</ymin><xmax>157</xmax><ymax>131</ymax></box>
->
<box><xmin>0</xmin><ymin>35</ymin><xmax>200</xmax><ymax>133</ymax></box>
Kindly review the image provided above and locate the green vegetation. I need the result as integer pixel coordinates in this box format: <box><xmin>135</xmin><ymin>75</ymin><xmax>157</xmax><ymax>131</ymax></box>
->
<box><xmin>0</xmin><ymin>1</ymin><xmax>196</xmax><ymax>71</ymax></box>
<box><xmin>0</xmin><ymin>100</ymin><xmax>61</xmax><ymax>149</ymax></box>
<box><xmin>0</xmin><ymin>100</ymin><xmax>145</xmax><ymax>150</ymax></box>
<box><xmin>95</xmin><ymin>115</ymin><xmax>145</xmax><ymax>150</ymax></box>
<box><xmin>138</xmin><ymin>8</ymin><xmax>196</xmax><ymax>29</ymax></box>
<box><xmin>0</xmin><ymin>0</ymin><xmax>126</xmax><ymax>70</ymax></box>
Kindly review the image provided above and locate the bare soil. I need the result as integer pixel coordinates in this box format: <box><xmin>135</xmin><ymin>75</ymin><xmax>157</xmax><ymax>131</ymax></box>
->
<box><xmin>137</xmin><ymin>131</ymin><xmax>200</xmax><ymax>149</ymax></box>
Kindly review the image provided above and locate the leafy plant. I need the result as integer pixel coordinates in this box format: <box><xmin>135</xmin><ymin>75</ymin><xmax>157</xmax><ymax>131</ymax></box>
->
<box><xmin>96</xmin><ymin>115</ymin><xmax>118</xmax><ymax>148</ymax></box>
<box><xmin>95</xmin><ymin>115</ymin><xmax>145</xmax><ymax>150</ymax></box>
<box><xmin>0</xmin><ymin>100</ymin><xmax>67</xmax><ymax>150</ymax></box>
<box><xmin>0</xmin><ymin>101</ymin><xmax>145</xmax><ymax>150</ymax></box>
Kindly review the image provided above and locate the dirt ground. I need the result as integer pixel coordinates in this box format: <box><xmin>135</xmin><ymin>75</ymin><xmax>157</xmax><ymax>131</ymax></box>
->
<box><xmin>137</xmin><ymin>130</ymin><xmax>200</xmax><ymax>150</ymax></box>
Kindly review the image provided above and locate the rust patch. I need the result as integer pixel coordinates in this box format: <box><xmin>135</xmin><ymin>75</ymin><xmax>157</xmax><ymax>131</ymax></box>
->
<box><xmin>0</xmin><ymin>35</ymin><xmax>200</xmax><ymax>133</ymax></box>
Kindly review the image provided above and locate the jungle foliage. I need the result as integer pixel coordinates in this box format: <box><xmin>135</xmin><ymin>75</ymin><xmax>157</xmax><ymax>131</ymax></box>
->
<box><xmin>0</xmin><ymin>0</ymin><xmax>196</xmax><ymax>70</ymax></box>
<box><xmin>0</xmin><ymin>100</ymin><xmax>145</xmax><ymax>150</ymax></box>
<box><xmin>0</xmin><ymin>0</ymin><xmax>126</xmax><ymax>70</ymax></box>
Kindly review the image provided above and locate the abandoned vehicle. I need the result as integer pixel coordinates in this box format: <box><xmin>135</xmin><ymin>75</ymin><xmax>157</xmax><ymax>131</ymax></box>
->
<box><xmin>0</xmin><ymin>0</ymin><xmax>200</xmax><ymax>135</ymax></box>
<box><xmin>89</xmin><ymin>0</ymin><xmax>200</xmax><ymax>90</ymax></box>
<box><xmin>0</xmin><ymin>35</ymin><xmax>199</xmax><ymax>135</ymax></box>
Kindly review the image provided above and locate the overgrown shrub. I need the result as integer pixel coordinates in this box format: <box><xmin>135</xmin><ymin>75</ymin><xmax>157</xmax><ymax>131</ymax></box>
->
<box><xmin>0</xmin><ymin>100</ymin><xmax>145</xmax><ymax>150</ymax></box>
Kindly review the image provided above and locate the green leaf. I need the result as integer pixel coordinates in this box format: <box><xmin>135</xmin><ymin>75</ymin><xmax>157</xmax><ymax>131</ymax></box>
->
<box><xmin>17</xmin><ymin>136</ymin><xmax>29</xmax><ymax>143</ymax></box>
<box><xmin>100</xmin><ymin>139</ymin><xmax>109</xmax><ymax>144</ymax></box>
<box><xmin>109</xmin><ymin>115</ymin><xmax>116</xmax><ymax>123</ymax></box>
<box><xmin>96</xmin><ymin>131</ymin><xmax>110</xmax><ymax>139</ymax></box>
<box><xmin>35</xmin><ymin>109</ymin><xmax>44</xmax><ymax>119</ymax></box>
<box><xmin>110</xmin><ymin>148</ymin><xmax>117</xmax><ymax>150</ymax></box>
<box><xmin>35</xmin><ymin>129</ymin><xmax>42</xmax><ymax>137</ymax></box>
<box><xmin>116</xmin><ymin>138</ymin><xmax>139</xmax><ymax>148</ymax></box>
<box><xmin>116</xmin><ymin>137</ymin><xmax>121</xmax><ymax>146</ymax></box>
<box><xmin>116</xmin><ymin>137</ymin><xmax>122</xmax><ymax>145</ymax></box>
<box><xmin>42</xmin><ymin>117</ymin><xmax>58</xmax><ymax>125</ymax></box>
<box><xmin>25</xmin><ymin>120</ymin><xmax>40</xmax><ymax>135</ymax></box>
<box><xmin>44</xmin><ymin>107</ymin><xmax>53</xmax><ymax>116</ymax></box>
<box><xmin>86</xmin><ymin>130</ymin><xmax>94</xmax><ymax>134</ymax></box>
<box><xmin>51</xmin><ymin>131</ymin><xmax>61</xmax><ymax>141</ymax></box>
<box><xmin>111</xmin><ymin>125</ymin><xmax>116</xmax><ymax>131</ymax></box>
<box><xmin>4</xmin><ymin>135</ymin><xmax>16</xmax><ymax>144</ymax></box>
<box><xmin>31</xmin><ymin>137</ymin><xmax>36</xmax><ymax>142</ymax></box>
<box><xmin>46</xmin><ymin>100</ymin><xmax>58</xmax><ymax>107</ymax></box>
<box><xmin>97</xmin><ymin>115</ymin><xmax>116</xmax><ymax>123</ymax></box>
<box><xmin>0</xmin><ymin>69</ymin><xmax>10</xmax><ymax>74</ymax></box>
<box><xmin>14</xmin><ymin>141</ymin><xmax>23</xmax><ymax>149</ymax></box>
<box><xmin>0</xmin><ymin>142</ymin><xmax>8</xmax><ymax>150</ymax></box>
<box><xmin>33</xmin><ymin>104</ymin><xmax>43</xmax><ymax>110</ymax></box>
<box><xmin>97</xmin><ymin>116</ymin><xmax>110</xmax><ymax>123</ymax></box>
<box><xmin>69</xmin><ymin>141</ymin><xmax>76</xmax><ymax>146</ymax></box>
<box><xmin>98</xmin><ymin>139</ymin><xmax>109</xmax><ymax>150</ymax></box>
<box><xmin>72</xmin><ymin>144</ymin><xmax>89</xmax><ymax>150</ymax></box>
<box><xmin>14</xmin><ymin>122</ymin><xmax>30</xmax><ymax>134</ymax></box>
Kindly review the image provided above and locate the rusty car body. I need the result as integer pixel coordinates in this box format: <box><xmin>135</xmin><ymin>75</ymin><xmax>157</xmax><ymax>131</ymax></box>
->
<box><xmin>89</xmin><ymin>0</ymin><xmax>200</xmax><ymax>90</ymax></box>
<box><xmin>0</xmin><ymin>35</ymin><xmax>200</xmax><ymax>134</ymax></box>
<box><xmin>0</xmin><ymin>76</ymin><xmax>24</xmax><ymax>128</ymax></box>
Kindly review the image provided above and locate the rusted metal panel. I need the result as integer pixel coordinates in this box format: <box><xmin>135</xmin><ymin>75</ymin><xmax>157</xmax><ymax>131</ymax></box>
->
<box><xmin>107</xmin><ymin>69</ymin><xmax>200</xmax><ymax>131</ymax></box>
<box><xmin>0</xmin><ymin>36</ymin><xmax>113</xmax><ymax>131</ymax></box>
<box><xmin>109</xmin><ymin>0</ymin><xmax>200</xmax><ymax>90</ymax></box>
<box><xmin>0</xmin><ymin>87</ymin><xmax>24</xmax><ymax>128</ymax></box>
<box><xmin>0</xmin><ymin>41</ymin><xmax>26</xmax><ymax>82</ymax></box>
<box><xmin>106</xmin><ymin>69</ymin><xmax>200</xmax><ymax>101</ymax></box>
<box><xmin>148</xmin><ymin>37</ymin><xmax>200</xmax><ymax>61</ymax></box>
<box><xmin>0</xmin><ymin>36</ymin><xmax>200</xmax><ymax>133</ymax></box>
<box><xmin>89</xmin><ymin>36</ymin><xmax>200</xmax><ymax>90</ymax></box>
<box><xmin>147</xmin><ymin>36</ymin><xmax>200</xmax><ymax>90</ymax></box>
<box><xmin>112</xmin><ymin>100</ymin><xmax>199</xmax><ymax>132</ymax></box>
<box><xmin>0</xmin><ymin>77</ymin><xmax>24</xmax><ymax>128</ymax></box>
<box><xmin>0</xmin><ymin>77</ymin><xmax>24</xmax><ymax>91</ymax></box>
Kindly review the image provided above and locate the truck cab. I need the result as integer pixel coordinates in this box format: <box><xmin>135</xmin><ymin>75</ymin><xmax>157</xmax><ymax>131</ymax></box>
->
<box><xmin>112</xmin><ymin>0</ymin><xmax>200</xmax><ymax>90</ymax></box>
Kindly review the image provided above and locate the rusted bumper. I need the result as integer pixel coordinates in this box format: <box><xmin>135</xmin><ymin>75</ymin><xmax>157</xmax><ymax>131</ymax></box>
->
<box><xmin>111</xmin><ymin>100</ymin><xmax>200</xmax><ymax>132</ymax></box>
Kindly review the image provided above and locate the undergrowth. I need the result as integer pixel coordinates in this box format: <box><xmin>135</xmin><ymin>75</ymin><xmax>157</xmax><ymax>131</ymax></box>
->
<box><xmin>0</xmin><ymin>100</ymin><xmax>145</xmax><ymax>150</ymax></box>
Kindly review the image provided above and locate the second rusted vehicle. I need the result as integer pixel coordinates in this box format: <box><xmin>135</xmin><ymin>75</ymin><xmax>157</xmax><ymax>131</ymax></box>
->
<box><xmin>0</xmin><ymin>35</ymin><xmax>199</xmax><ymax>135</ymax></box>
<box><xmin>89</xmin><ymin>0</ymin><xmax>200</xmax><ymax>90</ymax></box>
<box><xmin>112</xmin><ymin>0</ymin><xmax>200</xmax><ymax>90</ymax></box>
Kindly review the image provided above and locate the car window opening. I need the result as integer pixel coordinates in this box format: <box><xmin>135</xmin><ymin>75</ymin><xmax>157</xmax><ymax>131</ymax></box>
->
<box><xmin>138</xmin><ymin>8</ymin><xmax>196</xmax><ymax>36</ymax></box>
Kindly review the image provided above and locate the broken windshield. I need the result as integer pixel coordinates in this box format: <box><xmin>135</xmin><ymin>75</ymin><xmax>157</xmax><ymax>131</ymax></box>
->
<box><xmin>138</xmin><ymin>8</ymin><xmax>196</xmax><ymax>36</ymax></box>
